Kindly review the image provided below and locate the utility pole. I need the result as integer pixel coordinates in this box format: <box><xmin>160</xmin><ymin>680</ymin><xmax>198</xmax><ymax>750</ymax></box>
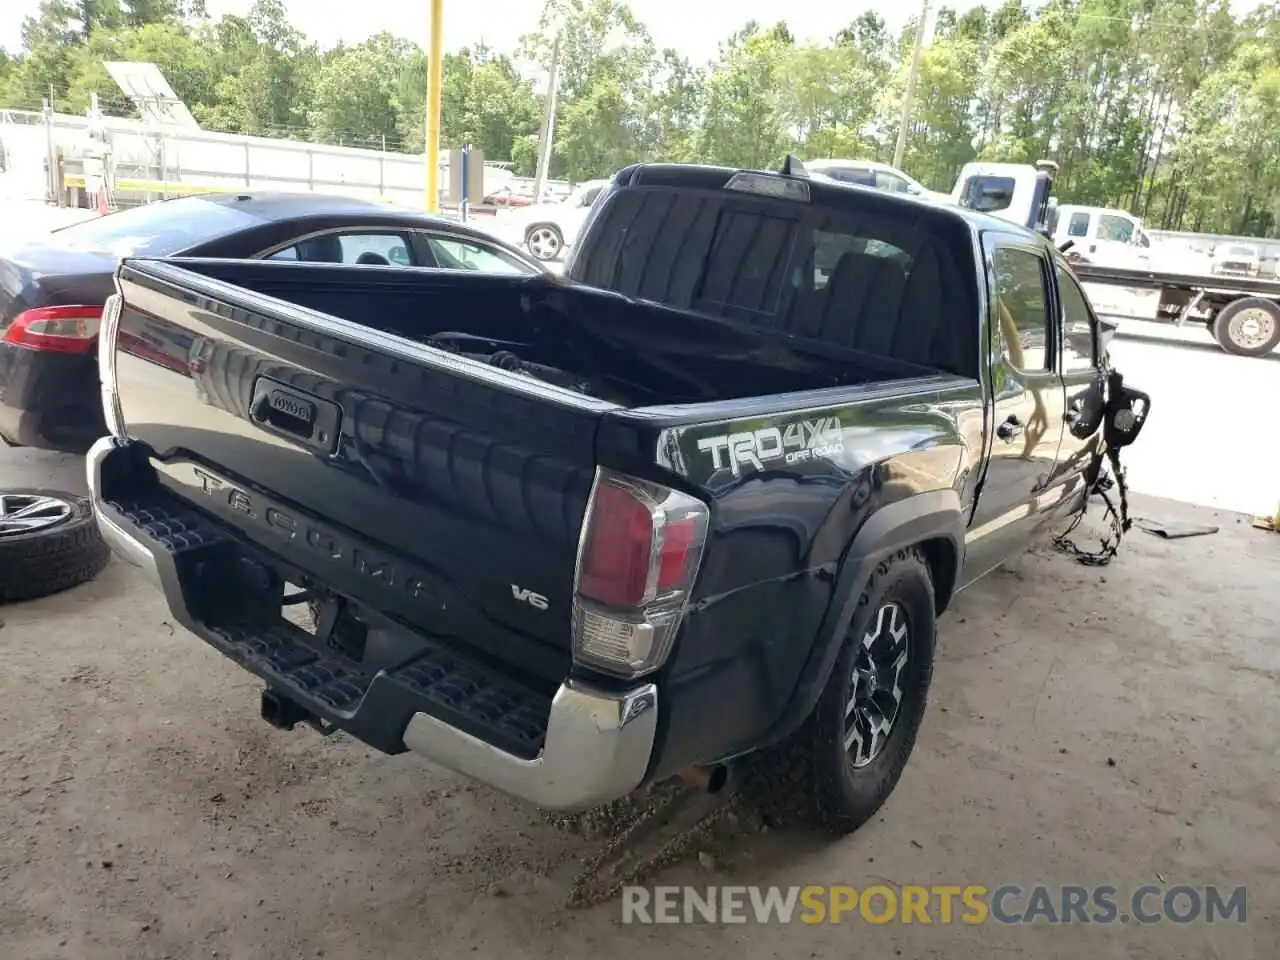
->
<box><xmin>532</xmin><ymin>31</ymin><xmax>562</xmax><ymax>200</ymax></box>
<box><xmin>43</xmin><ymin>94</ymin><xmax>57</xmax><ymax>205</ymax></box>
<box><xmin>892</xmin><ymin>0</ymin><xmax>930</xmax><ymax>170</ymax></box>
<box><xmin>424</xmin><ymin>0</ymin><xmax>445</xmax><ymax>212</ymax></box>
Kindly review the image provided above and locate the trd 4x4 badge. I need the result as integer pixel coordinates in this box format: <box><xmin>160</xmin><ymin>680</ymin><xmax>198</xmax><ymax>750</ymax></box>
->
<box><xmin>696</xmin><ymin>416</ymin><xmax>844</xmax><ymax>476</ymax></box>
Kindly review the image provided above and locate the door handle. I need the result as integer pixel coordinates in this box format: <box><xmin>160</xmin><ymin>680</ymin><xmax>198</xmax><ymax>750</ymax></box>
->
<box><xmin>996</xmin><ymin>414</ymin><xmax>1023</xmax><ymax>441</ymax></box>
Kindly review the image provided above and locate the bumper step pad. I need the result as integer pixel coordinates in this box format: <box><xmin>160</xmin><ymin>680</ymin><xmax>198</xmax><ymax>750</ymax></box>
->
<box><xmin>105</xmin><ymin>490</ymin><xmax>553</xmax><ymax>759</ymax></box>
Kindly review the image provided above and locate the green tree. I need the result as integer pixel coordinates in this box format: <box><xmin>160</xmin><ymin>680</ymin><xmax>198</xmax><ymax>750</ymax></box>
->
<box><xmin>522</xmin><ymin>0</ymin><xmax>661</xmax><ymax>180</ymax></box>
<box><xmin>696</xmin><ymin>22</ymin><xmax>793</xmax><ymax>170</ymax></box>
<box><xmin>898</xmin><ymin>29</ymin><xmax>983</xmax><ymax>189</ymax></box>
<box><xmin>5</xmin><ymin>0</ymin><xmax>1280</xmax><ymax>235</ymax></box>
<box><xmin>307</xmin><ymin>33</ymin><xmax>406</xmax><ymax>147</ymax></box>
<box><xmin>393</xmin><ymin>46</ymin><xmax>541</xmax><ymax>160</ymax></box>
<box><xmin>193</xmin><ymin>0</ymin><xmax>318</xmax><ymax>135</ymax></box>
<box><xmin>636</xmin><ymin>49</ymin><xmax>703</xmax><ymax>162</ymax></box>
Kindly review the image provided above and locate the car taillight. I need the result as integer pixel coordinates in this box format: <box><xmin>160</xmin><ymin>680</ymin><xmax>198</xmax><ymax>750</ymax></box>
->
<box><xmin>2</xmin><ymin>305</ymin><xmax>102</xmax><ymax>354</ymax></box>
<box><xmin>572</xmin><ymin>469</ymin><xmax>709</xmax><ymax>678</ymax></box>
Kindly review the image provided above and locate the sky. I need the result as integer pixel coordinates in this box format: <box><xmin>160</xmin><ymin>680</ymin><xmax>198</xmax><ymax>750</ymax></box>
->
<box><xmin>1</xmin><ymin>0</ymin><xmax>965</xmax><ymax>62</ymax></box>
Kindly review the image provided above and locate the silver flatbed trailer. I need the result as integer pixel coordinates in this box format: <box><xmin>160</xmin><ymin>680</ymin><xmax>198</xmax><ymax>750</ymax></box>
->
<box><xmin>1071</xmin><ymin>261</ymin><xmax>1280</xmax><ymax>357</ymax></box>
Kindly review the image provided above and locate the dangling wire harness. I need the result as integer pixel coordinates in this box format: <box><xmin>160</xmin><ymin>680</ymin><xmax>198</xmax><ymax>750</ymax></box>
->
<box><xmin>1053</xmin><ymin>446</ymin><xmax>1131</xmax><ymax>566</ymax></box>
<box><xmin>1053</xmin><ymin>368</ymin><xmax>1146</xmax><ymax>567</ymax></box>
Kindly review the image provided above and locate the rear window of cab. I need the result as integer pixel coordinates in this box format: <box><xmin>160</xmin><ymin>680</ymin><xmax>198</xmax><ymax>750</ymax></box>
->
<box><xmin>569</xmin><ymin>183</ymin><xmax>979</xmax><ymax>378</ymax></box>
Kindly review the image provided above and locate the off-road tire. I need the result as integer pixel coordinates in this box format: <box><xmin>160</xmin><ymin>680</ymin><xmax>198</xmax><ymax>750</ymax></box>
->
<box><xmin>739</xmin><ymin>547</ymin><xmax>937</xmax><ymax>835</ymax></box>
<box><xmin>0</xmin><ymin>489</ymin><xmax>111</xmax><ymax>603</ymax></box>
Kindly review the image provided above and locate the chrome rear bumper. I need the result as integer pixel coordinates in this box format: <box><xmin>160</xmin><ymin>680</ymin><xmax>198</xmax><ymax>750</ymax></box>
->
<box><xmin>86</xmin><ymin>435</ymin><xmax>658</xmax><ymax>811</ymax></box>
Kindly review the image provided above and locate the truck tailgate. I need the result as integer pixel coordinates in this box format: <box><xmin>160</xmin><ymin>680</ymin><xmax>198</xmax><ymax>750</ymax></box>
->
<box><xmin>108</xmin><ymin>260</ymin><xmax>613</xmax><ymax>685</ymax></box>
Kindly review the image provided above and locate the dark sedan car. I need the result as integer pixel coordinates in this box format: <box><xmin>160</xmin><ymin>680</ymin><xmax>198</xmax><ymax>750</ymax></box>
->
<box><xmin>0</xmin><ymin>192</ymin><xmax>544</xmax><ymax>453</ymax></box>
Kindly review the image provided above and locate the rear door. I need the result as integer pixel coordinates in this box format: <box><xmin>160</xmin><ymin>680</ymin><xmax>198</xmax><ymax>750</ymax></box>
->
<box><xmin>1059</xmin><ymin>208</ymin><xmax>1093</xmax><ymax>249</ymax></box>
<box><xmin>964</xmin><ymin>236</ymin><xmax>1066</xmax><ymax>580</ymax></box>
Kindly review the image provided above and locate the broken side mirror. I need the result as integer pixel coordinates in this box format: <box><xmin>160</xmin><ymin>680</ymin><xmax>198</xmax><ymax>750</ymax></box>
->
<box><xmin>1104</xmin><ymin>371</ymin><xmax>1150</xmax><ymax>448</ymax></box>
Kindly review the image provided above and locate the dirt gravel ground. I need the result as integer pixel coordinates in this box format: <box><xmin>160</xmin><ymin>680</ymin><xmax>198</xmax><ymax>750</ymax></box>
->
<box><xmin>0</xmin><ymin>485</ymin><xmax>1275</xmax><ymax>958</ymax></box>
<box><xmin>1</xmin><ymin>323</ymin><xmax>1277</xmax><ymax>956</ymax></box>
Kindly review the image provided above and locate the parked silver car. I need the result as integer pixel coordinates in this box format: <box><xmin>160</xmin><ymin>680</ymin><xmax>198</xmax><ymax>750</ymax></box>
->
<box><xmin>803</xmin><ymin>158</ymin><xmax>952</xmax><ymax>203</ymax></box>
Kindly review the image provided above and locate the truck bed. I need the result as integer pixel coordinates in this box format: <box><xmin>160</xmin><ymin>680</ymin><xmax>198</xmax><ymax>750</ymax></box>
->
<box><xmin>164</xmin><ymin>257</ymin><xmax>943</xmax><ymax>403</ymax></box>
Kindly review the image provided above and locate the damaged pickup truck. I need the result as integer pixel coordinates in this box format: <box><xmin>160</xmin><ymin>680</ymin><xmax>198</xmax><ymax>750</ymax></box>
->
<box><xmin>88</xmin><ymin>160</ymin><xmax>1150</xmax><ymax>835</ymax></box>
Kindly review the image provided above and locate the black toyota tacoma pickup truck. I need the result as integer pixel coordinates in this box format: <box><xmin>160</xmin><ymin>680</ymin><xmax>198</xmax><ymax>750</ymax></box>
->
<box><xmin>88</xmin><ymin>161</ymin><xmax>1149</xmax><ymax>834</ymax></box>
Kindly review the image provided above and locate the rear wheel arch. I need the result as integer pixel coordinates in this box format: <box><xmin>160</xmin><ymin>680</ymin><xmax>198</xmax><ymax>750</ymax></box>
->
<box><xmin>740</xmin><ymin>544</ymin><xmax>939</xmax><ymax>832</ymax></box>
<box><xmin>826</xmin><ymin>490</ymin><xmax>964</xmax><ymax>679</ymax></box>
<box><xmin>750</xmin><ymin>489</ymin><xmax>965</xmax><ymax>752</ymax></box>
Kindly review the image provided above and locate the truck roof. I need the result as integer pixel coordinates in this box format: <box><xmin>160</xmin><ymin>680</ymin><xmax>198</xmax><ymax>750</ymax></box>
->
<box><xmin>607</xmin><ymin>162</ymin><xmax>1046</xmax><ymax>243</ymax></box>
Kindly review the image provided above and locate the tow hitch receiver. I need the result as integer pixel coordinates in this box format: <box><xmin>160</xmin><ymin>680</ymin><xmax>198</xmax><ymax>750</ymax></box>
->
<box><xmin>261</xmin><ymin>688</ymin><xmax>337</xmax><ymax>736</ymax></box>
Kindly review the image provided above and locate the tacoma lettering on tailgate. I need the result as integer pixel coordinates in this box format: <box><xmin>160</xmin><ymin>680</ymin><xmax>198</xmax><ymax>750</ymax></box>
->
<box><xmin>157</xmin><ymin>461</ymin><xmax>446</xmax><ymax>610</ymax></box>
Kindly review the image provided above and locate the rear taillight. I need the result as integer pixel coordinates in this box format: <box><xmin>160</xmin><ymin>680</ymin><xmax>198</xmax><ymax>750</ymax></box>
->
<box><xmin>2</xmin><ymin>305</ymin><xmax>102</xmax><ymax>354</ymax></box>
<box><xmin>572</xmin><ymin>469</ymin><xmax>709</xmax><ymax>678</ymax></box>
<box><xmin>98</xmin><ymin>294</ymin><xmax>125</xmax><ymax>438</ymax></box>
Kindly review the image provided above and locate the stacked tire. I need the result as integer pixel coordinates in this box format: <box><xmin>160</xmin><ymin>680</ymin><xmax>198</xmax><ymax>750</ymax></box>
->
<box><xmin>0</xmin><ymin>489</ymin><xmax>111</xmax><ymax>603</ymax></box>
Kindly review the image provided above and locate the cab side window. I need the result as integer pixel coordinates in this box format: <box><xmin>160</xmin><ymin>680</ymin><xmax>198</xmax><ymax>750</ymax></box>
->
<box><xmin>991</xmin><ymin>247</ymin><xmax>1051</xmax><ymax>372</ymax></box>
<box><xmin>1097</xmin><ymin>215</ymin><xmax>1134</xmax><ymax>244</ymax></box>
<box><xmin>874</xmin><ymin>171</ymin><xmax>910</xmax><ymax>193</ymax></box>
<box><xmin>1056</xmin><ymin>264</ymin><xmax>1098</xmax><ymax>371</ymax></box>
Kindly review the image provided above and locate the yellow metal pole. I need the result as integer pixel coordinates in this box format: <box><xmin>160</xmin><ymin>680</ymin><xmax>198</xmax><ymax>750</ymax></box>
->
<box><xmin>425</xmin><ymin>0</ymin><xmax>444</xmax><ymax>213</ymax></box>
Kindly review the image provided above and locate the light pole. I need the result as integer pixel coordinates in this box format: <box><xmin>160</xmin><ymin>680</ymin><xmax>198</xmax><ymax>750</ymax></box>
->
<box><xmin>892</xmin><ymin>0</ymin><xmax>930</xmax><ymax>171</ymax></box>
<box><xmin>532</xmin><ymin>30</ymin><xmax>562</xmax><ymax>201</ymax></box>
<box><xmin>425</xmin><ymin>0</ymin><xmax>445</xmax><ymax>212</ymax></box>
